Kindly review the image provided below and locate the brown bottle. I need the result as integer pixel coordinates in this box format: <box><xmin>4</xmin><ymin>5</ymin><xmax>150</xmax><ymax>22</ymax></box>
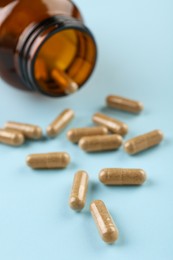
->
<box><xmin>0</xmin><ymin>0</ymin><xmax>97</xmax><ymax>97</ymax></box>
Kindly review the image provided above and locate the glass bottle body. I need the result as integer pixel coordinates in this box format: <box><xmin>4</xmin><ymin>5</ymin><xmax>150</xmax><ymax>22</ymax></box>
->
<box><xmin>0</xmin><ymin>0</ymin><xmax>97</xmax><ymax>96</ymax></box>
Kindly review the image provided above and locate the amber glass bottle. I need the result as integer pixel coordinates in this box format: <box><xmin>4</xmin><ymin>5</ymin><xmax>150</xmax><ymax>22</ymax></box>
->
<box><xmin>0</xmin><ymin>0</ymin><xmax>97</xmax><ymax>97</ymax></box>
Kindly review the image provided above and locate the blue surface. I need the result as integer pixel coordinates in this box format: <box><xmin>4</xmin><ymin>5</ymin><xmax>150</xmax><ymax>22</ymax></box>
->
<box><xmin>0</xmin><ymin>0</ymin><xmax>173</xmax><ymax>259</ymax></box>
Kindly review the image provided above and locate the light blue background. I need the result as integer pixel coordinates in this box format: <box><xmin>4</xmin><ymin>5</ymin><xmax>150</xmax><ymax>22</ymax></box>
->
<box><xmin>0</xmin><ymin>0</ymin><xmax>173</xmax><ymax>259</ymax></box>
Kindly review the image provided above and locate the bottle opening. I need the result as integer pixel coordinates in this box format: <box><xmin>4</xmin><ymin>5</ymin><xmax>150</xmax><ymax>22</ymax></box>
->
<box><xmin>17</xmin><ymin>16</ymin><xmax>97</xmax><ymax>97</ymax></box>
<box><xmin>33</xmin><ymin>28</ymin><xmax>96</xmax><ymax>96</ymax></box>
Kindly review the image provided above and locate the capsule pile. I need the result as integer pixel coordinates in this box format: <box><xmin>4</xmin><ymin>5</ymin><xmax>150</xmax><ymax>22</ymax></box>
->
<box><xmin>0</xmin><ymin>94</ymin><xmax>164</xmax><ymax>244</ymax></box>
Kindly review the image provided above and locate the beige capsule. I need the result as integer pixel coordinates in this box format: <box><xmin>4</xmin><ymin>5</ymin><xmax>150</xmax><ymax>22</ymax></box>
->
<box><xmin>0</xmin><ymin>129</ymin><xmax>25</xmax><ymax>146</ymax></box>
<box><xmin>5</xmin><ymin>121</ymin><xmax>42</xmax><ymax>139</ymax></box>
<box><xmin>92</xmin><ymin>112</ymin><xmax>128</xmax><ymax>136</ymax></box>
<box><xmin>26</xmin><ymin>152</ymin><xmax>70</xmax><ymax>169</ymax></box>
<box><xmin>67</xmin><ymin>126</ymin><xmax>108</xmax><ymax>143</ymax></box>
<box><xmin>69</xmin><ymin>171</ymin><xmax>88</xmax><ymax>211</ymax></box>
<box><xmin>47</xmin><ymin>109</ymin><xmax>75</xmax><ymax>137</ymax></box>
<box><xmin>90</xmin><ymin>200</ymin><xmax>119</xmax><ymax>244</ymax></box>
<box><xmin>99</xmin><ymin>168</ymin><xmax>147</xmax><ymax>185</ymax></box>
<box><xmin>51</xmin><ymin>68</ymin><xmax>78</xmax><ymax>94</ymax></box>
<box><xmin>106</xmin><ymin>95</ymin><xmax>144</xmax><ymax>113</ymax></box>
<box><xmin>79</xmin><ymin>134</ymin><xmax>122</xmax><ymax>152</ymax></box>
<box><xmin>124</xmin><ymin>129</ymin><xmax>164</xmax><ymax>155</ymax></box>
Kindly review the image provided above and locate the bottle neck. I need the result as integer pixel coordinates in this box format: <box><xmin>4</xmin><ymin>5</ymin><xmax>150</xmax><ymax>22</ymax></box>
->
<box><xmin>15</xmin><ymin>15</ymin><xmax>97</xmax><ymax>97</ymax></box>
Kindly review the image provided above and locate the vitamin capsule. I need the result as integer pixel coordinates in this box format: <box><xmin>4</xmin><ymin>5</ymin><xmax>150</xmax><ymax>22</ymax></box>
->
<box><xmin>79</xmin><ymin>134</ymin><xmax>122</xmax><ymax>152</ymax></box>
<box><xmin>106</xmin><ymin>95</ymin><xmax>144</xmax><ymax>113</ymax></box>
<box><xmin>124</xmin><ymin>129</ymin><xmax>164</xmax><ymax>155</ymax></box>
<box><xmin>51</xmin><ymin>68</ymin><xmax>78</xmax><ymax>94</ymax></box>
<box><xmin>26</xmin><ymin>152</ymin><xmax>70</xmax><ymax>169</ymax></box>
<box><xmin>90</xmin><ymin>200</ymin><xmax>119</xmax><ymax>243</ymax></box>
<box><xmin>92</xmin><ymin>112</ymin><xmax>128</xmax><ymax>135</ymax></box>
<box><xmin>0</xmin><ymin>129</ymin><xmax>24</xmax><ymax>146</ymax></box>
<box><xmin>69</xmin><ymin>171</ymin><xmax>88</xmax><ymax>211</ymax></box>
<box><xmin>5</xmin><ymin>121</ymin><xmax>42</xmax><ymax>139</ymax></box>
<box><xmin>46</xmin><ymin>109</ymin><xmax>75</xmax><ymax>137</ymax></box>
<box><xmin>99</xmin><ymin>168</ymin><xmax>147</xmax><ymax>185</ymax></box>
<box><xmin>67</xmin><ymin>126</ymin><xmax>108</xmax><ymax>143</ymax></box>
